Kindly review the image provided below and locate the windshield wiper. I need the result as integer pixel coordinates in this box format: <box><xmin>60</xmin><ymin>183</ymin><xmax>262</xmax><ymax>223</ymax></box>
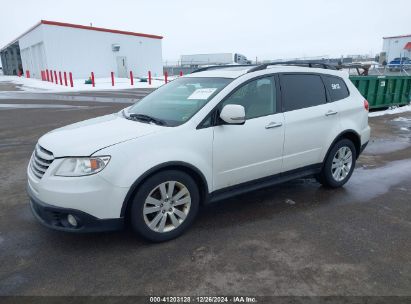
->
<box><xmin>128</xmin><ymin>113</ymin><xmax>167</xmax><ymax>126</ymax></box>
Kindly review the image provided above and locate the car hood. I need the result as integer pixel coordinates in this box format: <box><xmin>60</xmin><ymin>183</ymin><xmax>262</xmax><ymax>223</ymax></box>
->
<box><xmin>38</xmin><ymin>113</ymin><xmax>162</xmax><ymax>157</ymax></box>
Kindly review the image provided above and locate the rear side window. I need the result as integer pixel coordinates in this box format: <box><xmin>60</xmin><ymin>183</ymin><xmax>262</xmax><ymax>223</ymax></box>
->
<box><xmin>323</xmin><ymin>76</ymin><xmax>350</xmax><ymax>102</ymax></box>
<box><xmin>281</xmin><ymin>74</ymin><xmax>327</xmax><ymax>111</ymax></box>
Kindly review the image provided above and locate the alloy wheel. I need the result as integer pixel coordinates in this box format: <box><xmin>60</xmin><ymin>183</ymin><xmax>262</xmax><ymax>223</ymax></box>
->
<box><xmin>331</xmin><ymin>146</ymin><xmax>353</xmax><ymax>182</ymax></box>
<box><xmin>143</xmin><ymin>181</ymin><xmax>191</xmax><ymax>233</ymax></box>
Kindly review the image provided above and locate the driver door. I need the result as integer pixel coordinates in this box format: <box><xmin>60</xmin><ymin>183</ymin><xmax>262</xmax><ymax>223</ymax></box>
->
<box><xmin>212</xmin><ymin>76</ymin><xmax>285</xmax><ymax>191</ymax></box>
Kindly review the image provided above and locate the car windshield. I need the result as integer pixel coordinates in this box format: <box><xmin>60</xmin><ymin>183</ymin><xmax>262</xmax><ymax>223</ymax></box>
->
<box><xmin>127</xmin><ymin>77</ymin><xmax>232</xmax><ymax>126</ymax></box>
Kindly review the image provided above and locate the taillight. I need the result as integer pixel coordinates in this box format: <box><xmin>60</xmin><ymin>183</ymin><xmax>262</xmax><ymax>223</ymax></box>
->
<box><xmin>364</xmin><ymin>100</ymin><xmax>369</xmax><ymax>111</ymax></box>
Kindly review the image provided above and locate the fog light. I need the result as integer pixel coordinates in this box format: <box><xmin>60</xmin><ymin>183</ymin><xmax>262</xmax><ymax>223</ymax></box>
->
<box><xmin>67</xmin><ymin>214</ymin><xmax>78</xmax><ymax>227</ymax></box>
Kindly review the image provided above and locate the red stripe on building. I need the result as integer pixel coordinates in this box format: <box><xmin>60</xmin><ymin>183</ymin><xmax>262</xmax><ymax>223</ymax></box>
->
<box><xmin>1</xmin><ymin>20</ymin><xmax>163</xmax><ymax>51</ymax></box>
<box><xmin>40</xmin><ymin>20</ymin><xmax>163</xmax><ymax>39</ymax></box>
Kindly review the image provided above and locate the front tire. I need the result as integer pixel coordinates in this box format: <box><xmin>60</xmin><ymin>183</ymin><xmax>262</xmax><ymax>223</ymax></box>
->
<box><xmin>130</xmin><ymin>170</ymin><xmax>200</xmax><ymax>242</ymax></box>
<box><xmin>317</xmin><ymin>139</ymin><xmax>357</xmax><ymax>188</ymax></box>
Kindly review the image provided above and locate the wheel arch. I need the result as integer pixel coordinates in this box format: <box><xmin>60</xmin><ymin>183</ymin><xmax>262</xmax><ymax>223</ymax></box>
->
<box><xmin>120</xmin><ymin>161</ymin><xmax>209</xmax><ymax>218</ymax></box>
<box><xmin>323</xmin><ymin>129</ymin><xmax>361</xmax><ymax>165</ymax></box>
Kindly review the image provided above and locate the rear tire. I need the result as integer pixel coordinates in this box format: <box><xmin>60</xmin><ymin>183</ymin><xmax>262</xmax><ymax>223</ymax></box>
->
<box><xmin>130</xmin><ymin>170</ymin><xmax>200</xmax><ymax>242</ymax></box>
<box><xmin>317</xmin><ymin>139</ymin><xmax>357</xmax><ymax>188</ymax></box>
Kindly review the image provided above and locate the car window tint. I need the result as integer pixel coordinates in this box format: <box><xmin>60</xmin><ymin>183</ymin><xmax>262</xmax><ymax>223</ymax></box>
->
<box><xmin>281</xmin><ymin>74</ymin><xmax>327</xmax><ymax>111</ymax></box>
<box><xmin>324</xmin><ymin>76</ymin><xmax>350</xmax><ymax>102</ymax></box>
<box><xmin>222</xmin><ymin>76</ymin><xmax>276</xmax><ymax>119</ymax></box>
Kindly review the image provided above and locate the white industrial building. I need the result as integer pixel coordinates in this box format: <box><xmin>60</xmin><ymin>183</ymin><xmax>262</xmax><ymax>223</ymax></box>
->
<box><xmin>0</xmin><ymin>20</ymin><xmax>163</xmax><ymax>79</ymax></box>
<box><xmin>382</xmin><ymin>34</ymin><xmax>411</xmax><ymax>62</ymax></box>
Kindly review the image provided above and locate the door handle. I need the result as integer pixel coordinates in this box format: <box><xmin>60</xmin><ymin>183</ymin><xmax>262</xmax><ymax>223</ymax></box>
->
<box><xmin>325</xmin><ymin>110</ymin><xmax>338</xmax><ymax>116</ymax></box>
<box><xmin>265</xmin><ymin>122</ymin><xmax>283</xmax><ymax>129</ymax></box>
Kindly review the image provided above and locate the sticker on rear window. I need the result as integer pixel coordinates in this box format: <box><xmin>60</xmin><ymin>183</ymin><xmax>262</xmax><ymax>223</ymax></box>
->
<box><xmin>187</xmin><ymin>88</ymin><xmax>217</xmax><ymax>100</ymax></box>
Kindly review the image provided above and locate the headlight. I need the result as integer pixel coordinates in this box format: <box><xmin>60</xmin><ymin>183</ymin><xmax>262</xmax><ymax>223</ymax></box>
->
<box><xmin>54</xmin><ymin>156</ymin><xmax>111</xmax><ymax>177</ymax></box>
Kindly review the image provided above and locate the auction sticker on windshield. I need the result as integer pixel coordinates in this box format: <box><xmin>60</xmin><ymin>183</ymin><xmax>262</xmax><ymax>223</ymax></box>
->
<box><xmin>187</xmin><ymin>88</ymin><xmax>217</xmax><ymax>100</ymax></box>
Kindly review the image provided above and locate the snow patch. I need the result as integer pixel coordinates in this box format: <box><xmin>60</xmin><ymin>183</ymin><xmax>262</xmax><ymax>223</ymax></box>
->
<box><xmin>369</xmin><ymin>104</ymin><xmax>411</xmax><ymax>117</ymax></box>
<box><xmin>392</xmin><ymin>117</ymin><xmax>411</xmax><ymax>122</ymax></box>
<box><xmin>0</xmin><ymin>75</ymin><xmax>176</xmax><ymax>93</ymax></box>
<box><xmin>285</xmin><ymin>199</ymin><xmax>296</xmax><ymax>205</ymax></box>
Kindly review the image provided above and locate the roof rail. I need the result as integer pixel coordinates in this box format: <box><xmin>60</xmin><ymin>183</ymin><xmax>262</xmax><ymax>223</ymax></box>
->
<box><xmin>191</xmin><ymin>64</ymin><xmax>255</xmax><ymax>73</ymax></box>
<box><xmin>247</xmin><ymin>61</ymin><xmax>338</xmax><ymax>73</ymax></box>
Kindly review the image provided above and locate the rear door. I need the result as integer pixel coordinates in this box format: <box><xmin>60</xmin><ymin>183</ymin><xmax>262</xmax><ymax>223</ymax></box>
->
<box><xmin>280</xmin><ymin>73</ymin><xmax>341</xmax><ymax>172</ymax></box>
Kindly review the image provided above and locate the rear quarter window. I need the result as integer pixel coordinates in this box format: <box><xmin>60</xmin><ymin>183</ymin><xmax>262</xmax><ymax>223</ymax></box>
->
<box><xmin>323</xmin><ymin>76</ymin><xmax>350</xmax><ymax>102</ymax></box>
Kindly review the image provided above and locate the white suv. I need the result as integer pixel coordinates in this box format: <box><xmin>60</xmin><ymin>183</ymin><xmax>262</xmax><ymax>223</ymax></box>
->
<box><xmin>27</xmin><ymin>63</ymin><xmax>370</xmax><ymax>242</ymax></box>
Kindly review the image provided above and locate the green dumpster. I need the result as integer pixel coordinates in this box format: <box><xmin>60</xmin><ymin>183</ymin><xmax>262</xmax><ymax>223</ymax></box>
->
<box><xmin>349</xmin><ymin>75</ymin><xmax>411</xmax><ymax>109</ymax></box>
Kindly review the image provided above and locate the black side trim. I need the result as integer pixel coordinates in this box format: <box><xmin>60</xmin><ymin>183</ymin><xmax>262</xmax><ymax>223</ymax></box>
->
<box><xmin>360</xmin><ymin>141</ymin><xmax>369</xmax><ymax>155</ymax></box>
<box><xmin>27</xmin><ymin>186</ymin><xmax>124</xmax><ymax>233</ymax></box>
<box><xmin>208</xmin><ymin>163</ymin><xmax>322</xmax><ymax>203</ymax></box>
<box><xmin>120</xmin><ymin>161</ymin><xmax>208</xmax><ymax>217</ymax></box>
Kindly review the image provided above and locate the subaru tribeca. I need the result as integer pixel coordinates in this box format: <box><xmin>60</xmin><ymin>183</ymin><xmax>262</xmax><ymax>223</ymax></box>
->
<box><xmin>27</xmin><ymin>64</ymin><xmax>370</xmax><ymax>242</ymax></box>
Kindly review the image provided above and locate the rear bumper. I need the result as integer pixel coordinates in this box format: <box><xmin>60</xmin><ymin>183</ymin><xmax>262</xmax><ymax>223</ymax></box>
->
<box><xmin>360</xmin><ymin>125</ymin><xmax>371</xmax><ymax>155</ymax></box>
<box><xmin>28</xmin><ymin>186</ymin><xmax>124</xmax><ymax>233</ymax></box>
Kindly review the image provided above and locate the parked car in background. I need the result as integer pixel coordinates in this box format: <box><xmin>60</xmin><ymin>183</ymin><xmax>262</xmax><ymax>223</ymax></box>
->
<box><xmin>27</xmin><ymin>63</ymin><xmax>370</xmax><ymax>242</ymax></box>
<box><xmin>388</xmin><ymin>57</ymin><xmax>411</xmax><ymax>70</ymax></box>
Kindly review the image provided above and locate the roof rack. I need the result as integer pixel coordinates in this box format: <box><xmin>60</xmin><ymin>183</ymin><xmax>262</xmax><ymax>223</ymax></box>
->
<box><xmin>247</xmin><ymin>61</ymin><xmax>338</xmax><ymax>73</ymax></box>
<box><xmin>191</xmin><ymin>64</ymin><xmax>255</xmax><ymax>73</ymax></box>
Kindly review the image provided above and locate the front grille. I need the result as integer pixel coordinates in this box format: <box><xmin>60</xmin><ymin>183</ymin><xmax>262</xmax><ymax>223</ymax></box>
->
<box><xmin>30</xmin><ymin>144</ymin><xmax>54</xmax><ymax>179</ymax></box>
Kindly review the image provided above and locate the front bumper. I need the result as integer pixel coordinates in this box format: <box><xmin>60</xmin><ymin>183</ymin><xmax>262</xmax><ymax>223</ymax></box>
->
<box><xmin>28</xmin><ymin>186</ymin><xmax>124</xmax><ymax>233</ymax></box>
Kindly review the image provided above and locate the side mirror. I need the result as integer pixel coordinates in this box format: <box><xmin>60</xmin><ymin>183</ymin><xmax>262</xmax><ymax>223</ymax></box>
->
<box><xmin>220</xmin><ymin>104</ymin><xmax>246</xmax><ymax>125</ymax></box>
